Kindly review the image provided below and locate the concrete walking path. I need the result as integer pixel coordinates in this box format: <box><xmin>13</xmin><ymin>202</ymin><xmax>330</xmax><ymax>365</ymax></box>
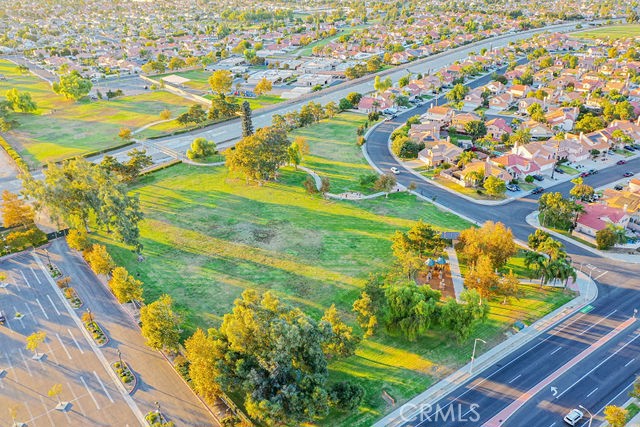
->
<box><xmin>444</xmin><ymin>246</ymin><xmax>465</xmax><ymax>300</ymax></box>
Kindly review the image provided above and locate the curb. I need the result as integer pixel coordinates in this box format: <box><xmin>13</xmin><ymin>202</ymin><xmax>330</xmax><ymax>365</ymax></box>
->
<box><xmin>374</xmin><ymin>271</ymin><xmax>598</xmax><ymax>427</ymax></box>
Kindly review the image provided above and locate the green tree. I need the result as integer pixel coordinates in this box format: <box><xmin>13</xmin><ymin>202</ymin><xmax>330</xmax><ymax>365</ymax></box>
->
<box><xmin>240</xmin><ymin>101</ymin><xmax>253</xmax><ymax>137</ymax></box>
<box><xmin>184</xmin><ymin>329</ymin><xmax>222</xmax><ymax>404</ymax></box>
<box><xmin>329</xmin><ymin>382</ymin><xmax>365</xmax><ymax>412</ymax></box>
<box><xmin>214</xmin><ymin>290</ymin><xmax>332</xmax><ymax>425</ymax></box>
<box><xmin>596</xmin><ymin>226</ymin><xmax>621</xmax><ymax>250</ymax></box>
<box><xmin>187</xmin><ymin>138</ymin><xmax>217</xmax><ymax>160</ymax></box>
<box><xmin>538</xmin><ymin>192</ymin><xmax>583</xmax><ymax>230</ymax></box>
<box><xmin>508</xmin><ymin>128</ymin><xmax>532</xmax><ymax>146</ymax></box>
<box><xmin>321</xmin><ymin>304</ymin><xmax>360</xmax><ymax>358</ymax></box>
<box><xmin>5</xmin><ymin>88</ymin><xmax>37</xmax><ymax>112</ymax></box>
<box><xmin>575</xmin><ymin>113</ymin><xmax>605</xmax><ymax>133</ymax></box>
<box><xmin>483</xmin><ymin>176</ymin><xmax>506</xmax><ymax>198</ymax></box>
<box><xmin>528</xmin><ymin>229</ymin><xmax>551</xmax><ymax>251</ymax></box>
<box><xmin>569</xmin><ymin>177</ymin><xmax>594</xmax><ymax>201</ymax></box>
<box><xmin>391</xmin><ymin>135</ymin><xmax>423</xmax><ymax>158</ymax></box>
<box><xmin>52</xmin><ymin>71</ymin><xmax>92</xmax><ymax>100</ymax></box>
<box><xmin>287</xmin><ymin>141</ymin><xmax>303</xmax><ymax>169</ymax></box>
<box><xmin>374</xmin><ymin>173</ymin><xmax>397</xmax><ymax>197</ymax></box>
<box><xmin>457</xmin><ymin>151</ymin><xmax>477</xmax><ymax>168</ymax></box>
<box><xmin>226</xmin><ymin>126</ymin><xmax>289</xmax><ymax>182</ymax></box>
<box><xmin>208</xmin><ymin>70</ymin><xmax>233</xmax><ymax>95</ymax></box>
<box><xmin>445</xmin><ymin>83</ymin><xmax>469</xmax><ymax>103</ymax></box>
<box><xmin>464</xmin><ymin>120</ymin><xmax>487</xmax><ymax>141</ymax></box>
<box><xmin>440</xmin><ymin>289</ymin><xmax>489</xmax><ymax>342</ymax></box>
<box><xmin>384</xmin><ymin>281</ymin><xmax>441</xmax><ymax>341</ymax></box>
<box><xmin>108</xmin><ymin>266</ymin><xmax>144</xmax><ymax>304</ymax></box>
<box><xmin>140</xmin><ymin>294</ymin><xmax>181</xmax><ymax>351</ymax></box>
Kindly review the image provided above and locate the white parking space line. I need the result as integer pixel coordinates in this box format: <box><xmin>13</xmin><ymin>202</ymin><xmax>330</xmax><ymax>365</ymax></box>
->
<box><xmin>24</xmin><ymin>302</ymin><xmax>36</xmax><ymax>319</ymax></box>
<box><xmin>508</xmin><ymin>374</ymin><xmax>522</xmax><ymax>384</ymax></box>
<box><xmin>45</xmin><ymin>342</ymin><xmax>58</xmax><ymax>365</ymax></box>
<box><xmin>30</xmin><ymin>267</ymin><xmax>42</xmax><ymax>284</ymax></box>
<box><xmin>68</xmin><ymin>329</ymin><xmax>84</xmax><ymax>354</ymax></box>
<box><xmin>13</xmin><ymin>305</ymin><xmax>25</xmax><ymax>328</ymax></box>
<box><xmin>20</xmin><ymin>270</ymin><xmax>31</xmax><ymax>287</ymax></box>
<box><xmin>55</xmin><ymin>333</ymin><xmax>72</xmax><ymax>360</ymax></box>
<box><xmin>586</xmin><ymin>387</ymin><xmax>599</xmax><ymax>397</ymax></box>
<box><xmin>19</xmin><ymin>349</ymin><xmax>33</xmax><ymax>377</ymax></box>
<box><xmin>80</xmin><ymin>375</ymin><xmax>101</xmax><ymax>410</ymax></box>
<box><xmin>4</xmin><ymin>352</ymin><xmax>14</xmax><ymax>374</ymax></box>
<box><xmin>46</xmin><ymin>294</ymin><xmax>61</xmax><ymax>316</ymax></box>
<box><xmin>625</xmin><ymin>358</ymin><xmax>635</xmax><ymax>367</ymax></box>
<box><xmin>93</xmin><ymin>370</ymin><xmax>115</xmax><ymax>403</ymax></box>
<box><xmin>68</xmin><ymin>381</ymin><xmax>86</xmax><ymax>417</ymax></box>
<box><xmin>39</xmin><ymin>394</ymin><xmax>56</xmax><ymax>426</ymax></box>
<box><xmin>550</xmin><ymin>347</ymin><xmax>562</xmax><ymax>355</ymax></box>
<box><xmin>35</xmin><ymin>298</ymin><xmax>49</xmax><ymax>320</ymax></box>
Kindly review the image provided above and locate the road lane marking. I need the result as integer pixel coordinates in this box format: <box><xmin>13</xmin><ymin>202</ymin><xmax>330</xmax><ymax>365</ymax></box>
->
<box><xmin>19</xmin><ymin>349</ymin><xmax>33</xmax><ymax>377</ymax></box>
<box><xmin>586</xmin><ymin>387</ymin><xmax>598</xmax><ymax>397</ymax></box>
<box><xmin>35</xmin><ymin>298</ymin><xmax>49</xmax><ymax>320</ymax></box>
<box><xmin>550</xmin><ymin>347</ymin><xmax>562</xmax><ymax>355</ymax></box>
<box><xmin>556</xmin><ymin>328</ymin><xmax>640</xmax><ymax>399</ymax></box>
<box><xmin>46</xmin><ymin>294</ymin><xmax>61</xmax><ymax>316</ymax></box>
<box><xmin>80</xmin><ymin>375</ymin><xmax>101</xmax><ymax>410</ymax></box>
<box><xmin>67</xmin><ymin>329</ymin><xmax>84</xmax><ymax>354</ymax></box>
<box><xmin>625</xmin><ymin>358</ymin><xmax>635</xmax><ymax>367</ymax></box>
<box><xmin>56</xmin><ymin>333</ymin><xmax>72</xmax><ymax>360</ymax></box>
<box><xmin>508</xmin><ymin>374</ymin><xmax>521</xmax><ymax>384</ymax></box>
<box><xmin>548</xmin><ymin>423</ymin><xmax>556</xmax><ymax>427</ymax></box>
<box><xmin>93</xmin><ymin>370</ymin><xmax>115</xmax><ymax>403</ymax></box>
<box><xmin>20</xmin><ymin>270</ymin><xmax>31</xmax><ymax>287</ymax></box>
<box><xmin>30</xmin><ymin>267</ymin><xmax>42</xmax><ymax>284</ymax></box>
<box><xmin>595</xmin><ymin>271</ymin><xmax>608</xmax><ymax>280</ymax></box>
<box><xmin>482</xmin><ymin>317</ymin><xmax>637</xmax><ymax>427</ymax></box>
<box><xmin>579</xmin><ymin>309</ymin><xmax>617</xmax><ymax>335</ymax></box>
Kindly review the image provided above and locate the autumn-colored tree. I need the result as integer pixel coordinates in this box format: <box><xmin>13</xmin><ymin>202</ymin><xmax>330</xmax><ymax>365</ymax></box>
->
<box><xmin>320</xmin><ymin>304</ymin><xmax>360</xmax><ymax>358</ymax></box>
<box><xmin>108</xmin><ymin>266</ymin><xmax>144</xmax><ymax>304</ymax></box>
<box><xmin>463</xmin><ymin>255</ymin><xmax>499</xmax><ymax>300</ymax></box>
<box><xmin>84</xmin><ymin>244</ymin><xmax>115</xmax><ymax>276</ymax></box>
<box><xmin>254</xmin><ymin>77</ymin><xmax>273</xmax><ymax>96</ymax></box>
<box><xmin>184</xmin><ymin>328</ymin><xmax>222</xmax><ymax>403</ymax></box>
<box><xmin>1</xmin><ymin>190</ymin><xmax>35</xmax><ymax>228</ymax></box>
<box><xmin>603</xmin><ymin>405</ymin><xmax>627</xmax><ymax>427</ymax></box>
<box><xmin>140</xmin><ymin>294</ymin><xmax>181</xmax><ymax>351</ymax></box>
<box><xmin>118</xmin><ymin>127</ymin><xmax>132</xmax><ymax>141</ymax></box>
<box><xmin>352</xmin><ymin>292</ymin><xmax>377</xmax><ymax>338</ymax></box>
<box><xmin>208</xmin><ymin>70</ymin><xmax>233</xmax><ymax>95</ymax></box>
<box><xmin>26</xmin><ymin>331</ymin><xmax>46</xmax><ymax>357</ymax></box>
<box><xmin>374</xmin><ymin>173</ymin><xmax>397</xmax><ymax>197</ymax></box>
<box><xmin>458</xmin><ymin>221</ymin><xmax>516</xmax><ymax>269</ymax></box>
<box><xmin>66</xmin><ymin>229</ymin><xmax>90</xmax><ymax>251</ymax></box>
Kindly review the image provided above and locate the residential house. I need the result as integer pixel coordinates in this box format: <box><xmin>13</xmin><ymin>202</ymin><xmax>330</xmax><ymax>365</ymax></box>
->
<box><xmin>545</xmin><ymin>107</ymin><xmax>580</xmax><ymax>131</ymax></box>
<box><xmin>461</xmin><ymin>89</ymin><xmax>484</xmax><ymax>112</ymax></box>
<box><xmin>523</xmin><ymin>120</ymin><xmax>554</xmax><ymax>140</ymax></box>
<box><xmin>357</xmin><ymin>96</ymin><xmax>392</xmax><ymax>113</ymax></box>
<box><xmin>485</xmin><ymin>81</ymin><xmax>506</xmax><ymax>94</ymax></box>
<box><xmin>486</xmin><ymin>118</ymin><xmax>512</xmax><ymax>140</ymax></box>
<box><xmin>451</xmin><ymin>112</ymin><xmax>482</xmax><ymax>133</ymax></box>
<box><xmin>417</xmin><ymin>140</ymin><xmax>464</xmax><ymax>167</ymax></box>
<box><xmin>575</xmin><ymin>203</ymin><xmax>630</xmax><ymax>238</ymax></box>
<box><xmin>512</xmin><ymin>141</ymin><xmax>556</xmax><ymax>172</ymax></box>
<box><xmin>518</xmin><ymin>97</ymin><xmax>543</xmax><ymax>115</ymax></box>
<box><xmin>507</xmin><ymin>84</ymin><xmax>531</xmax><ymax>99</ymax></box>
<box><xmin>455</xmin><ymin>158</ymin><xmax>514</xmax><ymax>187</ymax></box>
<box><xmin>409</xmin><ymin>122</ymin><xmax>442</xmax><ymax>143</ymax></box>
<box><xmin>491</xmin><ymin>153</ymin><xmax>541</xmax><ymax>179</ymax></box>
<box><xmin>422</xmin><ymin>106</ymin><xmax>454</xmax><ymax>123</ymax></box>
<box><xmin>488</xmin><ymin>92</ymin><xmax>515</xmax><ymax>112</ymax></box>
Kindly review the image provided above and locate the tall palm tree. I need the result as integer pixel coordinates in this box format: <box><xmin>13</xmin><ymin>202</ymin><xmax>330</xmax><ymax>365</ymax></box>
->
<box><xmin>524</xmin><ymin>250</ymin><xmax>547</xmax><ymax>280</ymax></box>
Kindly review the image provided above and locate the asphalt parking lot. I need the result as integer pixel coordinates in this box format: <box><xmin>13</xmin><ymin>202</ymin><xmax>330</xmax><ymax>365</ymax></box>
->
<box><xmin>0</xmin><ymin>251</ymin><xmax>144</xmax><ymax>426</ymax></box>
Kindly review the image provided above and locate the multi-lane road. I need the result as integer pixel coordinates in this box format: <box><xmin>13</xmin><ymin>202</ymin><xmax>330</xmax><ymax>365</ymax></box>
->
<box><xmin>365</xmin><ymin>89</ymin><xmax>640</xmax><ymax>426</ymax></box>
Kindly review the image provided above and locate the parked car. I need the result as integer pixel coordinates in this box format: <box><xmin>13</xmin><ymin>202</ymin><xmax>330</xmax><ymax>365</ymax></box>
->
<box><xmin>532</xmin><ymin>174</ymin><xmax>545</xmax><ymax>182</ymax></box>
<box><xmin>390</xmin><ymin>167</ymin><xmax>400</xmax><ymax>175</ymax></box>
<box><xmin>506</xmin><ymin>184</ymin><xmax>520</xmax><ymax>192</ymax></box>
<box><xmin>588</xmin><ymin>169</ymin><xmax>598</xmax><ymax>175</ymax></box>
<box><xmin>623</xmin><ymin>172</ymin><xmax>634</xmax><ymax>177</ymax></box>
<box><xmin>580</xmin><ymin>171</ymin><xmax>590</xmax><ymax>178</ymax></box>
<box><xmin>617</xmin><ymin>160</ymin><xmax>627</xmax><ymax>165</ymax></box>
<box><xmin>624</xmin><ymin>145</ymin><xmax>636</xmax><ymax>151</ymax></box>
<box><xmin>0</xmin><ymin>310</ymin><xmax>5</xmax><ymax>325</ymax></box>
<box><xmin>532</xmin><ymin>186</ymin><xmax>544</xmax><ymax>194</ymax></box>
<box><xmin>564</xmin><ymin>408</ymin><xmax>584</xmax><ymax>426</ymax></box>
<box><xmin>554</xmin><ymin>167</ymin><xmax>565</xmax><ymax>174</ymax></box>
<box><xmin>614</xmin><ymin>184</ymin><xmax>624</xmax><ymax>191</ymax></box>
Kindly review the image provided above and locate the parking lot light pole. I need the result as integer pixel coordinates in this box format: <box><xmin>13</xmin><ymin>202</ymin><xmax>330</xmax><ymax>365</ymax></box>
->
<box><xmin>44</xmin><ymin>248</ymin><xmax>51</xmax><ymax>267</ymax></box>
<box><xmin>117</xmin><ymin>349</ymin><xmax>123</xmax><ymax>366</ymax></box>
<box><xmin>86</xmin><ymin>308</ymin><xmax>93</xmax><ymax>323</ymax></box>
<box><xmin>155</xmin><ymin>401</ymin><xmax>164</xmax><ymax>422</ymax></box>
<box><xmin>470</xmin><ymin>338</ymin><xmax>487</xmax><ymax>374</ymax></box>
<box><xmin>579</xmin><ymin>405</ymin><xmax>593</xmax><ymax>427</ymax></box>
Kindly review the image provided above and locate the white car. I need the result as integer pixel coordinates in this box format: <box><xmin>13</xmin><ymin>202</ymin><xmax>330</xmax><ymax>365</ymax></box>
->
<box><xmin>390</xmin><ymin>167</ymin><xmax>400</xmax><ymax>175</ymax></box>
<box><xmin>564</xmin><ymin>408</ymin><xmax>584</xmax><ymax>426</ymax></box>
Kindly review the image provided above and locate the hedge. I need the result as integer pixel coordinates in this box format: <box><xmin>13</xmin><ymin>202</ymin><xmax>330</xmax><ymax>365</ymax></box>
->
<box><xmin>0</xmin><ymin>135</ymin><xmax>30</xmax><ymax>175</ymax></box>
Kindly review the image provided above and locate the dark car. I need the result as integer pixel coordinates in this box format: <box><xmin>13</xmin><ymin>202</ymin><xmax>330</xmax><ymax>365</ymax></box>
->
<box><xmin>580</xmin><ymin>171</ymin><xmax>590</xmax><ymax>178</ymax></box>
<box><xmin>617</xmin><ymin>160</ymin><xmax>627</xmax><ymax>165</ymax></box>
<box><xmin>615</xmin><ymin>185</ymin><xmax>624</xmax><ymax>191</ymax></box>
<box><xmin>506</xmin><ymin>184</ymin><xmax>520</xmax><ymax>192</ymax></box>
<box><xmin>624</xmin><ymin>172</ymin><xmax>634</xmax><ymax>177</ymax></box>
<box><xmin>532</xmin><ymin>174</ymin><xmax>544</xmax><ymax>181</ymax></box>
<box><xmin>554</xmin><ymin>167</ymin><xmax>565</xmax><ymax>174</ymax></box>
<box><xmin>532</xmin><ymin>186</ymin><xmax>544</xmax><ymax>194</ymax></box>
<box><xmin>624</xmin><ymin>145</ymin><xmax>636</xmax><ymax>151</ymax></box>
<box><xmin>588</xmin><ymin>169</ymin><xmax>598</xmax><ymax>175</ymax></box>
<box><xmin>0</xmin><ymin>311</ymin><xmax>5</xmax><ymax>325</ymax></box>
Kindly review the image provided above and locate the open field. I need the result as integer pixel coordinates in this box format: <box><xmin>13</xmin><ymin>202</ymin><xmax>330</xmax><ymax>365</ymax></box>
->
<box><xmin>293</xmin><ymin>112</ymin><xmax>380</xmax><ymax>194</ymax></box>
<box><xmin>573</xmin><ymin>24</ymin><xmax>640</xmax><ymax>39</ymax></box>
<box><xmin>0</xmin><ymin>60</ymin><xmax>195</xmax><ymax>165</ymax></box>
<box><xmin>152</xmin><ymin>69</ymin><xmax>212</xmax><ymax>91</ymax></box>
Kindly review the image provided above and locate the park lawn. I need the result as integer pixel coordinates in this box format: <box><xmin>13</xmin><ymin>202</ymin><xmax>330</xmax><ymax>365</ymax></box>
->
<box><xmin>573</xmin><ymin>24</ymin><xmax>640</xmax><ymax>39</ymax></box>
<box><xmin>236</xmin><ymin>94</ymin><xmax>285</xmax><ymax>110</ymax></box>
<box><xmin>152</xmin><ymin>69</ymin><xmax>212</xmax><ymax>91</ymax></box>
<box><xmin>11</xmin><ymin>90</ymin><xmax>194</xmax><ymax>166</ymax></box>
<box><xmin>292</xmin><ymin>112</ymin><xmax>379</xmax><ymax>194</ymax></box>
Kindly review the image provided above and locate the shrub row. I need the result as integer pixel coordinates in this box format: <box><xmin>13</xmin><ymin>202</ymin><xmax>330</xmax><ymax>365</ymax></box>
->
<box><xmin>0</xmin><ymin>135</ymin><xmax>30</xmax><ymax>174</ymax></box>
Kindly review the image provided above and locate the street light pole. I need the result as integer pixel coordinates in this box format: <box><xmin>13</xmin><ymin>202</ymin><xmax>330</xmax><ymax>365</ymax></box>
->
<box><xmin>117</xmin><ymin>349</ymin><xmax>123</xmax><ymax>366</ymax></box>
<box><xmin>44</xmin><ymin>248</ymin><xmax>51</xmax><ymax>267</ymax></box>
<box><xmin>579</xmin><ymin>405</ymin><xmax>593</xmax><ymax>427</ymax></box>
<box><xmin>86</xmin><ymin>308</ymin><xmax>92</xmax><ymax>323</ymax></box>
<box><xmin>470</xmin><ymin>338</ymin><xmax>487</xmax><ymax>374</ymax></box>
<box><xmin>155</xmin><ymin>401</ymin><xmax>164</xmax><ymax>422</ymax></box>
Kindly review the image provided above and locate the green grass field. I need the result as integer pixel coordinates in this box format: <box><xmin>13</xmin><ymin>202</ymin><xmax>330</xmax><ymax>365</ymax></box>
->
<box><xmin>293</xmin><ymin>112</ymin><xmax>379</xmax><ymax>194</ymax></box>
<box><xmin>153</xmin><ymin>69</ymin><xmax>212</xmax><ymax>91</ymax></box>
<box><xmin>92</xmin><ymin>114</ymin><xmax>574</xmax><ymax>426</ymax></box>
<box><xmin>573</xmin><ymin>24</ymin><xmax>640</xmax><ymax>39</ymax></box>
<box><xmin>0</xmin><ymin>60</ymin><xmax>195</xmax><ymax>165</ymax></box>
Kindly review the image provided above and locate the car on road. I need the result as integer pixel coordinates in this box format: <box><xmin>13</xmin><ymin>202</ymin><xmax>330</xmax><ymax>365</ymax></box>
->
<box><xmin>532</xmin><ymin>186</ymin><xmax>544</xmax><ymax>194</ymax></box>
<box><xmin>615</xmin><ymin>184</ymin><xmax>624</xmax><ymax>191</ymax></box>
<box><xmin>617</xmin><ymin>160</ymin><xmax>627</xmax><ymax>165</ymax></box>
<box><xmin>532</xmin><ymin>174</ymin><xmax>545</xmax><ymax>181</ymax></box>
<box><xmin>580</xmin><ymin>171</ymin><xmax>590</xmax><ymax>178</ymax></box>
<box><xmin>563</xmin><ymin>408</ymin><xmax>584</xmax><ymax>425</ymax></box>
<box><xmin>506</xmin><ymin>184</ymin><xmax>520</xmax><ymax>192</ymax></box>
<box><xmin>588</xmin><ymin>169</ymin><xmax>598</xmax><ymax>175</ymax></box>
<box><xmin>390</xmin><ymin>167</ymin><xmax>400</xmax><ymax>175</ymax></box>
<box><xmin>624</xmin><ymin>172</ymin><xmax>634</xmax><ymax>177</ymax></box>
<box><xmin>0</xmin><ymin>310</ymin><xmax>5</xmax><ymax>325</ymax></box>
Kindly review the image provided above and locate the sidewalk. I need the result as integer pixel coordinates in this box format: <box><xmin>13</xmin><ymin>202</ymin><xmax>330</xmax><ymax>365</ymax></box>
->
<box><xmin>526</xmin><ymin>211</ymin><xmax>640</xmax><ymax>264</ymax></box>
<box><xmin>444</xmin><ymin>246</ymin><xmax>464</xmax><ymax>300</ymax></box>
<box><xmin>373</xmin><ymin>270</ymin><xmax>597</xmax><ymax>427</ymax></box>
